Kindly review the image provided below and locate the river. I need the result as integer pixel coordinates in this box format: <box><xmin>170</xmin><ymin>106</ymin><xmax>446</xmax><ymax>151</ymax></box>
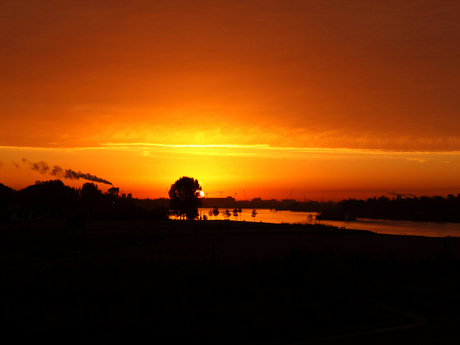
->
<box><xmin>198</xmin><ymin>208</ymin><xmax>460</xmax><ymax>237</ymax></box>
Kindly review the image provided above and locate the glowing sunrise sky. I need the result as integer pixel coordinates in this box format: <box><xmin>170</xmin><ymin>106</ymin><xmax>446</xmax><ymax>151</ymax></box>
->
<box><xmin>1</xmin><ymin>0</ymin><xmax>460</xmax><ymax>201</ymax></box>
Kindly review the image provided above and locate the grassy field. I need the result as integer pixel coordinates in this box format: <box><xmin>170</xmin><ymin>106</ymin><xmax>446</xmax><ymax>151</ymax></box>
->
<box><xmin>2</xmin><ymin>220</ymin><xmax>460</xmax><ymax>344</ymax></box>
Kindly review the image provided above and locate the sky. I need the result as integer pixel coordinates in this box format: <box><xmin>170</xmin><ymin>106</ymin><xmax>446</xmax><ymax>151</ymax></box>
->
<box><xmin>1</xmin><ymin>0</ymin><xmax>460</xmax><ymax>201</ymax></box>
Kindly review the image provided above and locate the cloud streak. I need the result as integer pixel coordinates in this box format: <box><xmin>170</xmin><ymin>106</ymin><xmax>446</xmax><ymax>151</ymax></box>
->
<box><xmin>22</xmin><ymin>159</ymin><xmax>112</xmax><ymax>185</ymax></box>
<box><xmin>99</xmin><ymin>142</ymin><xmax>460</xmax><ymax>162</ymax></box>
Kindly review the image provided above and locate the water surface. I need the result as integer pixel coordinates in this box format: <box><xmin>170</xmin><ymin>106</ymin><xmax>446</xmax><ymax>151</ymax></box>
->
<box><xmin>198</xmin><ymin>208</ymin><xmax>460</xmax><ymax>237</ymax></box>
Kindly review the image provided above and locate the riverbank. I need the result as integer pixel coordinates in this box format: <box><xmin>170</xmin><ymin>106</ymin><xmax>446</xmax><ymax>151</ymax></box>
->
<box><xmin>3</xmin><ymin>220</ymin><xmax>460</xmax><ymax>344</ymax></box>
<box><xmin>196</xmin><ymin>208</ymin><xmax>460</xmax><ymax>237</ymax></box>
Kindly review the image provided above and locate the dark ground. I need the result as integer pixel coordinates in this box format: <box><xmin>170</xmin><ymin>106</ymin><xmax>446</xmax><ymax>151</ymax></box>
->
<box><xmin>2</xmin><ymin>220</ymin><xmax>460</xmax><ymax>344</ymax></box>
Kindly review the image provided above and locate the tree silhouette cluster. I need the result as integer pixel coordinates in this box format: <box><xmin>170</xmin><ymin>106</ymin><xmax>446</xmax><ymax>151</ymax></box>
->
<box><xmin>338</xmin><ymin>194</ymin><xmax>460</xmax><ymax>222</ymax></box>
<box><xmin>4</xmin><ymin>179</ymin><xmax>460</xmax><ymax>224</ymax></box>
<box><xmin>0</xmin><ymin>183</ymin><xmax>15</xmax><ymax>222</ymax></box>
<box><xmin>168</xmin><ymin>176</ymin><xmax>202</xmax><ymax>220</ymax></box>
<box><xmin>236</xmin><ymin>198</ymin><xmax>337</xmax><ymax>213</ymax></box>
<box><xmin>0</xmin><ymin>180</ymin><xmax>169</xmax><ymax>223</ymax></box>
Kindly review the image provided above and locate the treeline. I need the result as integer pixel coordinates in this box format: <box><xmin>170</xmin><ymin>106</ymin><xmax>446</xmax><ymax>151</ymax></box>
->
<box><xmin>200</xmin><ymin>197</ymin><xmax>338</xmax><ymax>212</ymax></box>
<box><xmin>272</xmin><ymin>199</ymin><xmax>337</xmax><ymax>212</ymax></box>
<box><xmin>338</xmin><ymin>194</ymin><xmax>460</xmax><ymax>222</ymax></box>
<box><xmin>0</xmin><ymin>180</ymin><xmax>169</xmax><ymax>223</ymax></box>
<box><xmin>135</xmin><ymin>196</ymin><xmax>337</xmax><ymax>213</ymax></box>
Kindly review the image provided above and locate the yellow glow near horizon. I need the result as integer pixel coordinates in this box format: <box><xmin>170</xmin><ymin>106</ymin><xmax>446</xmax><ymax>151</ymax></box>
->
<box><xmin>2</xmin><ymin>144</ymin><xmax>460</xmax><ymax>201</ymax></box>
<box><xmin>2</xmin><ymin>1</ymin><xmax>460</xmax><ymax>201</ymax></box>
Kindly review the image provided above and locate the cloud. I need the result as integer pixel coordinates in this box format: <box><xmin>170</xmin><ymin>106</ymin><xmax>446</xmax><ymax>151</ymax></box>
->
<box><xmin>406</xmin><ymin>158</ymin><xmax>427</xmax><ymax>163</ymax></box>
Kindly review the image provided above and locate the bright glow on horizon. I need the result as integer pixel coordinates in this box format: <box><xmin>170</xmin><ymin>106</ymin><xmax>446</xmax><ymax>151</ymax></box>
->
<box><xmin>2</xmin><ymin>144</ymin><xmax>460</xmax><ymax>201</ymax></box>
<box><xmin>2</xmin><ymin>1</ymin><xmax>460</xmax><ymax>201</ymax></box>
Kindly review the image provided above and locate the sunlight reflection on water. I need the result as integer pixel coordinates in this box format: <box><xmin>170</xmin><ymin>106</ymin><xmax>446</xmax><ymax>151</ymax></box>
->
<box><xmin>197</xmin><ymin>208</ymin><xmax>460</xmax><ymax>237</ymax></box>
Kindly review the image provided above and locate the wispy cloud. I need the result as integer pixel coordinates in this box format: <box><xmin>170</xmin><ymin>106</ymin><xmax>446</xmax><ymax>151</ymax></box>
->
<box><xmin>102</xmin><ymin>143</ymin><xmax>271</xmax><ymax>150</ymax></box>
<box><xmin>406</xmin><ymin>158</ymin><xmax>427</xmax><ymax>163</ymax></box>
<box><xmin>3</xmin><ymin>143</ymin><xmax>460</xmax><ymax>162</ymax></box>
<box><xmin>99</xmin><ymin>142</ymin><xmax>460</xmax><ymax>162</ymax></box>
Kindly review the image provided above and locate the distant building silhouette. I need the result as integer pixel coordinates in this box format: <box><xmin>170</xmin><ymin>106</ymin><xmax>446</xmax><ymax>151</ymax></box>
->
<box><xmin>201</xmin><ymin>197</ymin><xmax>235</xmax><ymax>208</ymax></box>
<box><xmin>108</xmin><ymin>187</ymin><xmax>119</xmax><ymax>196</ymax></box>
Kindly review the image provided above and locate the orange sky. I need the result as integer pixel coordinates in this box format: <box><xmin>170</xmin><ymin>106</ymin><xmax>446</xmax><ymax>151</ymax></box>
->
<box><xmin>1</xmin><ymin>0</ymin><xmax>460</xmax><ymax>201</ymax></box>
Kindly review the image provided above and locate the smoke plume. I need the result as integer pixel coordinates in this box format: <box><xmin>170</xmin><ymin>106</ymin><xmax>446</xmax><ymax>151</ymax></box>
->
<box><xmin>23</xmin><ymin>159</ymin><xmax>112</xmax><ymax>185</ymax></box>
<box><xmin>387</xmin><ymin>192</ymin><xmax>416</xmax><ymax>198</ymax></box>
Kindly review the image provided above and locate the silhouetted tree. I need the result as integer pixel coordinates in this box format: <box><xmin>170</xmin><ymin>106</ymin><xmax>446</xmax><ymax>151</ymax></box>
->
<box><xmin>80</xmin><ymin>182</ymin><xmax>102</xmax><ymax>199</ymax></box>
<box><xmin>80</xmin><ymin>182</ymin><xmax>102</xmax><ymax>209</ymax></box>
<box><xmin>233</xmin><ymin>208</ymin><xmax>239</xmax><ymax>220</ymax></box>
<box><xmin>224</xmin><ymin>209</ymin><xmax>231</xmax><ymax>220</ymax></box>
<box><xmin>168</xmin><ymin>177</ymin><xmax>202</xmax><ymax>220</ymax></box>
<box><xmin>212</xmin><ymin>206</ymin><xmax>219</xmax><ymax>217</ymax></box>
<box><xmin>19</xmin><ymin>180</ymin><xmax>78</xmax><ymax>218</ymax></box>
<box><xmin>252</xmin><ymin>209</ymin><xmax>257</xmax><ymax>222</ymax></box>
<box><xmin>0</xmin><ymin>183</ymin><xmax>15</xmax><ymax>222</ymax></box>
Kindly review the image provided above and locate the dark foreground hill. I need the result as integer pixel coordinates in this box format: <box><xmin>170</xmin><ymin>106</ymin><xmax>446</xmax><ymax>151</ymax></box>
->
<box><xmin>2</xmin><ymin>220</ymin><xmax>460</xmax><ymax>344</ymax></box>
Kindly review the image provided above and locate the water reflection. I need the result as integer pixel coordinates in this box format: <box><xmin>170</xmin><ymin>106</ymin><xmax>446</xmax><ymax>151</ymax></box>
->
<box><xmin>198</xmin><ymin>208</ymin><xmax>460</xmax><ymax>237</ymax></box>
